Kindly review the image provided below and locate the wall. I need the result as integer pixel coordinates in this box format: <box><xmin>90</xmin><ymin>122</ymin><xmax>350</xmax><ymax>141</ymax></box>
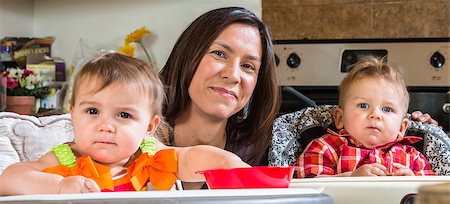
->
<box><xmin>262</xmin><ymin>0</ymin><xmax>450</xmax><ymax>40</ymax></box>
<box><xmin>0</xmin><ymin>0</ymin><xmax>34</xmax><ymax>37</ymax></box>
<box><xmin>1</xmin><ymin>0</ymin><xmax>261</xmax><ymax>71</ymax></box>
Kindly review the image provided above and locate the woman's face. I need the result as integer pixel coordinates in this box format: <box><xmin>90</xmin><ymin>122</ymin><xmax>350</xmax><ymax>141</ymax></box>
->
<box><xmin>188</xmin><ymin>23</ymin><xmax>262</xmax><ymax>121</ymax></box>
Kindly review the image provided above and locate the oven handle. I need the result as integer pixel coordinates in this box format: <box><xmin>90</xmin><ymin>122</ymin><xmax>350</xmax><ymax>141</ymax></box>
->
<box><xmin>282</xmin><ymin>86</ymin><xmax>317</xmax><ymax>107</ymax></box>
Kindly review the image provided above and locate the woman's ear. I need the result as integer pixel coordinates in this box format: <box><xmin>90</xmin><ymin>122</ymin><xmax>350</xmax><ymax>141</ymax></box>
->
<box><xmin>333</xmin><ymin>107</ymin><xmax>344</xmax><ymax>129</ymax></box>
<box><xmin>147</xmin><ymin>115</ymin><xmax>161</xmax><ymax>136</ymax></box>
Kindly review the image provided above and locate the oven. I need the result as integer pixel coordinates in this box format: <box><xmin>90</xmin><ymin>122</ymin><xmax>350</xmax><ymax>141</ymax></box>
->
<box><xmin>274</xmin><ymin>38</ymin><xmax>450</xmax><ymax>132</ymax></box>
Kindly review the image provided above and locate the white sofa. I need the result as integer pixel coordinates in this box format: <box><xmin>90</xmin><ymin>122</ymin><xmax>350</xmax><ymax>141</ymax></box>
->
<box><xmin>0</xmin><ymin>112</ymin><xmax>74</xmax><ymax>173</ymax></box>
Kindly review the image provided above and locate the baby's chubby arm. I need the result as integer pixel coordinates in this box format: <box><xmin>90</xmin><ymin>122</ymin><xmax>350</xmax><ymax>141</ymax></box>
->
<box><xmin>155</xmin><ymin>140</ymin><xmax>250</xmax><ymax>181</ymax></box>
<box><xmin>0</xmin><ymin>153</ymin><xmax>63</xmax><ymax>195</ymax></box>
<box><xmin>0</xmin><ymin>152</ymin><xmax>100</xmax><ymax>195</ymax></box>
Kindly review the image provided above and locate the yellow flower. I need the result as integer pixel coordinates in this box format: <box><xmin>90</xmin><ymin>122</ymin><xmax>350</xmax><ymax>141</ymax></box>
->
<box><xmin>120</xmin><ymin>26</ymin><xmax>154</xmax><ymax>69</ymax></box>
<box><xmin>125</xmin><ymin>27</ymin><xmax>151</xmax><ymax>44</ymax></box>
<box><xmin>118</xmin><ymin>43</ymin><xmax>136</xmax><ymax>57</ymax></box>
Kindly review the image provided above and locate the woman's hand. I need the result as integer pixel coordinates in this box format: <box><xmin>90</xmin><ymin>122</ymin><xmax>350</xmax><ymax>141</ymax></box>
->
<box><xmin>58</xmin><ymin>176</ymin><xmax>101</xmax><ymax>194</ymax></box>
<box><xmin>410</xmin><ymin>111</ymin><xmax>439</xmax><ymax>126</ymax></box>
<box><xmin>351</xmin><ymin>163</ymin><xmax>388</xmax><ymax>176</ymax></box>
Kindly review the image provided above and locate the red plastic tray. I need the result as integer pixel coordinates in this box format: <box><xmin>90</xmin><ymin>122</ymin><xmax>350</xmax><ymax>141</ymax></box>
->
<box><xmin>196</xmin><ymin>166</ymin><xmax>299</xmax><ymax>189</ymax></box>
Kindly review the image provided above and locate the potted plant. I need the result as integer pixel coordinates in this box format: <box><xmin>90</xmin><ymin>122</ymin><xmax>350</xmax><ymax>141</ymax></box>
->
<box><xmin>1</xmin><ymin>68</ymin><xmax>48</xmax><ymax>115</ymax></box>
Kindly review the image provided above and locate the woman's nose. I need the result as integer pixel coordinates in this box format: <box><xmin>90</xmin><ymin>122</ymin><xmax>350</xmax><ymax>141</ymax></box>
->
<box><xmin>220</xmin><ymin>59</ymin><xmax>240</xmax><ymax>82</ymax></box>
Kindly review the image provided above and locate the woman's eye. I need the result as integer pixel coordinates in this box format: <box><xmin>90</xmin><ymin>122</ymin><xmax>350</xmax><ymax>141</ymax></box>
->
<box><xmin>242</xmin><ymin>63</ymin><xmax>256</xmax><ymax>71</ymax></box>
<box><xmin>212</xmin><ymin>50</ymin><xmax>226</xmax><ymax>58</ymax></box>
<box><xmin>382</xmin><ymin>107</ymin><xmax>393</xmax><ymax>113</ymax></box>
<box><xmin>119</xmin><ymin>112</ymin><xmax>132</xmax><ymax>119</ymax></box>
<box><xmin>86</xmin><ymin>108</ymin><xmax>98</xmax><ymax>115</ymax></box>
<box><xmin>357</xmin><ymin>103</ymin><xmax>369</xmax><ymax>109</ymax></box>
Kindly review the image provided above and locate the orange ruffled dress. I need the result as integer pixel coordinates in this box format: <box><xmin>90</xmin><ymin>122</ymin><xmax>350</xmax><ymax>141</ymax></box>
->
<box><xmin>43</xmin><ymin>142</ymin><xmax>178</xmax><ymax>192</ymax></box>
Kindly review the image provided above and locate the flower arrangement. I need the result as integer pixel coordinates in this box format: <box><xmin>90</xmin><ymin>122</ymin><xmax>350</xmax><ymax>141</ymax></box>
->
<box><xmin>118</xmin><ymin>27</ymin><xmax>154</xmax><ymax>68</ymax></box>
<box><xmin>1</xmin><ymin>68</ymin><xmax>48</xmax><ymax>97</ymax></box>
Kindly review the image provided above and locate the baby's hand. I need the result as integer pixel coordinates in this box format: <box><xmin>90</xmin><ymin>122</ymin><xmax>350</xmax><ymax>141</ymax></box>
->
<box><xmin>352</xmin><ymin>163</ymin><xmax>388</xmax><ymax>176</ymax></box>
<box><xmin>391</xmin><ymin>163</ymin><xmax>414</xmax><ymax>176</ymax></box>
<box><xmin>57</xmin><ymin>176</ymin><xmax>101</xmax><ymax>194</ymax></box>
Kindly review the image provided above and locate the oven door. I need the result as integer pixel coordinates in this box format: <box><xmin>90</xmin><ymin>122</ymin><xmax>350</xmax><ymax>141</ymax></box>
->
<box><xmin>409</xmin><ymin>88</ymin><xmax>449</xmax><ymax>132</ymax></box>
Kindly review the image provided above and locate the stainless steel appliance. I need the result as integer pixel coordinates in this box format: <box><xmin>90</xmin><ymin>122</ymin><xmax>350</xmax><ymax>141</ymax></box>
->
<box><xmin>274</xmin><ymin>38</ymin><xmax>450</xmax><ymax>132</ymax></box>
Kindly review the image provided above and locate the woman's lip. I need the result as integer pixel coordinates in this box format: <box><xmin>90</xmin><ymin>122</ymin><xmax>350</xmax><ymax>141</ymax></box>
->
<box><xmin>211</xmin><ymin>87</ymin><xmax>237</xmax><ymax>99</ymax></box>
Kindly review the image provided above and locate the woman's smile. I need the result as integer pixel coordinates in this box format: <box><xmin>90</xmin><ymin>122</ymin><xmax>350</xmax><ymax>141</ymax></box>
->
<box><xmin>211</xmin><ymin>87</ymin><xmax>237</xmax><ymax>100</ymax></box>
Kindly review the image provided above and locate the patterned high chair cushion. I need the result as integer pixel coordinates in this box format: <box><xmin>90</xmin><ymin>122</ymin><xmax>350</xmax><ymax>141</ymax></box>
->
<box><xmin>269</xmin><ymin>105</ymin><xmax>335</xmax><ymax>167</ymax></box>
<box><xmin>0</xmin><ymin>112</ymin><xmax>74</xmax><ymax>174</ymax></box>
<box><xmin>407</xmin><ymin>122</ymin><xmax>450</xmax><ymax>176</ymax></box>
<box><xmin>269</xmin><ymin>105</ymin><xmax>450</xmax><ymax>176</ymax></box>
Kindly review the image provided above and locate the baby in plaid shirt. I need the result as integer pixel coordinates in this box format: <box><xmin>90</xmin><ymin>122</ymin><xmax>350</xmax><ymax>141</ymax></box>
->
<box><xmin>297</xmin><ymin>56</ymin><xmax>434</xmax><ymax>178</ymax></box>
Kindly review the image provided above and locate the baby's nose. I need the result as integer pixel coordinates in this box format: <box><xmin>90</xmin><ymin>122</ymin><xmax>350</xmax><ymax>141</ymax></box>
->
<box><xmin>98</xmin><ymin>120</ymin><xmax>115</xmax><ymax>132</ymax></box>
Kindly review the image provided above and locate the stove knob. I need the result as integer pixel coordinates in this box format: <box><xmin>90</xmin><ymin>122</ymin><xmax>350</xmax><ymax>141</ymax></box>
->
<box><xmin>275</xmin><ymin>54</ymin><xmax>280</xmax><ymax>66</ymax></box>
<box><xmin>443</xmin><ymin>103</ymin><xmax>450</xmax><ymax>114</ymax></box>
<box><xmin>287</xmin><ymin>53</ymin><xmax>301</xmax><ymax>69</ymax></box>
<box><xmin>430</xmin><ymin>51</ymin><xmax>445</xmax><ymax>69</ymax></box>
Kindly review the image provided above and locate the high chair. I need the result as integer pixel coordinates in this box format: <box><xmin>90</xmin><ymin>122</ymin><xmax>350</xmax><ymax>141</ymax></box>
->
<box><xmin>269</xmin><ymin>105</ymin><xmax>450</xmax><ymax>176</ymax></box>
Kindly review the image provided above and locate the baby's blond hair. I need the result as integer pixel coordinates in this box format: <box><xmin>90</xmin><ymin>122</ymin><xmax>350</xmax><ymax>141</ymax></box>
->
<box><xmin>338</xmin><ymin>56</ymin><xmax>409</xmax><ymax>114</ymax></box>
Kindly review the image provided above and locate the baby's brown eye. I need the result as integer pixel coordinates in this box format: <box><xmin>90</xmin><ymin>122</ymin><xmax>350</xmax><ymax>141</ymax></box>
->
<box><xmin>87</xmin><ymin>108</ymin><xmax>98</xmax><ymax>115</ymax></box>
<box><xmin>119</xmin><ymin>112</ymin><xmax>131</xmax><ymax>119</ymax></box>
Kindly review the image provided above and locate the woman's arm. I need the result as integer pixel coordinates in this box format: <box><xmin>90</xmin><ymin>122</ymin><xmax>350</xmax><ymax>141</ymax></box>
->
<box><xmin>175</xmin><ymin>145</ymin><xmax>250</xmax><ymax>182</ymax></box>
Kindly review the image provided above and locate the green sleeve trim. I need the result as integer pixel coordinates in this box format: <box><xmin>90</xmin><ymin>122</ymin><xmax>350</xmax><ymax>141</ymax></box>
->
<box><xmin>140</xmin><ymin>136</ymin><xmax>157</xmax><ymax>156</ymax></box>
<box><xmin>50</xmin><ymin>143</ymin><xmax>76</xmax><ymax>168</ymax></box>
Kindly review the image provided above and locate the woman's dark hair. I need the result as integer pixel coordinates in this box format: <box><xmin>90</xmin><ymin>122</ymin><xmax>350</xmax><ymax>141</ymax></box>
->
<box><xmin>159</xmin><ymin>7</ymin><xmax>281</xmax><ymax>164</ymax></box>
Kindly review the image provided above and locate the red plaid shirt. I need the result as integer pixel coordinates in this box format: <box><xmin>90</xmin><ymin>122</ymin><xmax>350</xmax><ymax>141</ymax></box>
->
<box><xmin>297</xmin><ymin>129</ymin><xmax>435</xmax><ymax>178</ymax></box>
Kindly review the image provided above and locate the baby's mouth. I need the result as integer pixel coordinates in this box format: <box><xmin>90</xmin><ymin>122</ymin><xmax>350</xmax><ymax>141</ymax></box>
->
<box><xmin>368</xmin><ymin>126</ymin><xmax>380</xmax><ymax>132</ymax></box>
<box><xmin>96</xmin><ymin>141</ymin><xmax>115</xmax><ymax>145</ymax></box>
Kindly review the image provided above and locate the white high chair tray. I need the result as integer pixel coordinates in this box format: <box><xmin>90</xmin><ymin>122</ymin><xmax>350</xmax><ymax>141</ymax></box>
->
<box><xmin>290</xmin><ymin>176</ymin><xmax>450</xmax><ymax>204</ymax></box>
<box><xmin>0</xmin><ymin>188</ymin><xmax>329</xmax><ymax>204</ymax></box>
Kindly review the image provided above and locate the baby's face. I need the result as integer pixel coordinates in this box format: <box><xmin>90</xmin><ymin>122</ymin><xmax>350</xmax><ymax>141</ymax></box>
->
<box><xmin>70</xmin><ymin>78</ymin><xmax>157</xmax><ymax>167</ymax></box>
<box><xmin>336</xmin><ymin>77</ymin><xmax>408</xmax><ymax>148</ymax></box>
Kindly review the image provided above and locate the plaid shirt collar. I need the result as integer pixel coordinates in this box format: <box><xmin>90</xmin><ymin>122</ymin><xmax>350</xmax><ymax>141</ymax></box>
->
<box><xmin>327</xmin><ymin>128</ymin><xmax>422</xmax><ymax>150</ymax></box>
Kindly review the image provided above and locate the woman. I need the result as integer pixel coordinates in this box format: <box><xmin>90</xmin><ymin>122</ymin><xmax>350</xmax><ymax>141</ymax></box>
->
<box><xmin>158</xmin><ymin>7</ymin><xmax>279</xmax><ymax>189</ymax></box>
<box><xmin>157</xmin><ymin>6</ymin><xmax>439</xmax><ymax>189</ymax></box>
